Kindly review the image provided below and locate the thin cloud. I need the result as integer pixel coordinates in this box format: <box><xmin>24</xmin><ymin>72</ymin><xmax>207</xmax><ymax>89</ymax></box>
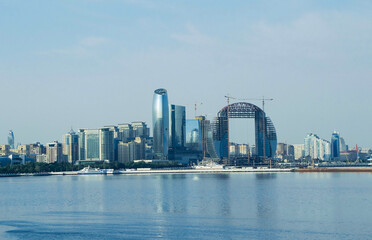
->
<box><xmin>171</xmin><ymin>25</ymin><xmax>216</xmax><ymax>45</ymax></box>
<box><xmin>38</xmin><ymin>36</ymin><xmax>110</xmax><ymax>57</ymax></box>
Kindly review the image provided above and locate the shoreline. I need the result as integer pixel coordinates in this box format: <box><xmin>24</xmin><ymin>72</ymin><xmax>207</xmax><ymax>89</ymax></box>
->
<box><xmin>0</xmin><ymin>167</ymin><xmax>292</xmax><ymax>177</ymax></box>
<box><xmin>295</xmin><ymin>167</ymin><xmax>372</xmax><ymax>172</ymax></box>
<box><xmin>2</xmin><ymin>167</ymin><xmax>372</xmax><ymax>178</ymax></box>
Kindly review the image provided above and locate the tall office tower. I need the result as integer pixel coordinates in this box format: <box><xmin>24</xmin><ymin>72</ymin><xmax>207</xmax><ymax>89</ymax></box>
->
<box><xmin>85</xmin><ymin>129</ymin><xmax>100</xmax><ymax>160</ymax></box>
<box><xmin>118</xmin><ymin>123</ymin><xmax>133</xmax><ymax>143</ymax></box>
<box><xmin>8</xmin><ymin>130</ymin><xmax>14</xmax><ymax>149</ymax></box>
<box><xmin>331</xmin><ymin>131</ymin><xmax>340</xmax><ymax>160</ymax></box>
<box><xmin>78</xmin><ymin>129</ymin><xmax>86</xmax><ymax>160</ymax></box>
<box><xmin>132</xmin><ymin>122</ymin><xmax>150</xmax><ymax>138</ymax></box>
<box><xmin>99</xmin><ymin>128</ymin><xmax>114</xmax><ymax>162</ymax></box>
<box><xmin>195</xmin><ymin>116</ymin><xmax>219</xmax><ymax>159</ymax></box>
<box><xmin>104</xmin><ymin>126</ymin><xmax>119</xmax><ymax>161</ymax></box>
<box><xmin>169</xmin><ymin>105</ymin><xmax>186</xmax><ymax>149</ymax></box>
<box><xmin>79</xmin><ymin>128</ymin><xmax>114</xmax><ymax>162</ymax></box>
<box><xmin>104</xmin><ymin>126</ymin><xmax>119</xmax><ymax>139</ymax></box>
<box><xmin>152</xmin><ymin>88</ymin><xmax>169</xmax><ymax>159</ymax></box>
<box><xmin>63</xmin><ymin>129</ymin><xmax>79</xmax><ymax>164</ymax></box>
<box><xmin>46</xmin><ymin>141</ymin><xmax>64</xmax><ymax>163</ymax></box>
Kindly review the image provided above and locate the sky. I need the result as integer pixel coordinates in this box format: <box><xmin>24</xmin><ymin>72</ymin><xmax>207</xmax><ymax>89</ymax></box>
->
<box><xmin>0</xmin><ymin>0</ymin><xmax>371</xmax><ymax>148</ymax></box>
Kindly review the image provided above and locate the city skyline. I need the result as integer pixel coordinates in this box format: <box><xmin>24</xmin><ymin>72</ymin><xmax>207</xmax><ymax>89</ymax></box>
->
<box><xmin>1</xmin><ymin>0</ymin><xmax>372</xmax><ymax>147</ymax></box>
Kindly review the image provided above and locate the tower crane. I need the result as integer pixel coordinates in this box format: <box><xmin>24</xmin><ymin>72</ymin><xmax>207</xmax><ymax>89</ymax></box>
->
<box><xmin>224</xmin><ymin>95</ymin><xmax>274</xmax><ymax>167</ymax></box>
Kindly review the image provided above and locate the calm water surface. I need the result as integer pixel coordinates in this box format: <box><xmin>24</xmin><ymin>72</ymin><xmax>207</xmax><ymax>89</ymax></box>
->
<box><xmin>0</xmin><ymin>172</ymin><xmax>372</xmax><ymax>239</ymax></box>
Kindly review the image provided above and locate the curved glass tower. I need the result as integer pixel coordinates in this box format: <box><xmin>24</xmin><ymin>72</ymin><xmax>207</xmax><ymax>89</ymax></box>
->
<box><xmin>153</xmin><ymin>88</ymin><xmax>169</xmax><ymax>159</ymax></box>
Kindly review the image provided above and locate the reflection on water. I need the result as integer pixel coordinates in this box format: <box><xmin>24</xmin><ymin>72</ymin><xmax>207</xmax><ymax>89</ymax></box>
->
<box><xmin>1</xmin><ymin>173</ymin><xmax>372</xmax><ymax>239</ymax></box>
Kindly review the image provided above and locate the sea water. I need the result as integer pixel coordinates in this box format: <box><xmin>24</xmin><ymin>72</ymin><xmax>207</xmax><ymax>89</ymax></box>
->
<box><xmin>0</xmin><ymin>172</ymin><xmax>372</xmax><ymax>239</ymax></box>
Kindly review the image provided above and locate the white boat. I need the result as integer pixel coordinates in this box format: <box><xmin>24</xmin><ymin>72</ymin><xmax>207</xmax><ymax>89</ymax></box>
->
<box><xmin>78</xmin><ymin>166</ymin><xmax>104</xmax><ymax>175</ymax></box>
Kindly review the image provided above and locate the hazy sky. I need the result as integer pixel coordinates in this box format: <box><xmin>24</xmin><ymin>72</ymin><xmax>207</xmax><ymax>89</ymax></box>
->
<box><xmin>1</xmin><ymin>0</ymin><xmax>371</xmax><ymax>148</ymax></box>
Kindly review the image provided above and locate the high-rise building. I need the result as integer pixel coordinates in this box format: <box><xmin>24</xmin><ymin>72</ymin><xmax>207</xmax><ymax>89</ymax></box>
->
<box><xmin>331</xmin><ymin>131</ymin><xmax>340</xmax><ymax>160</ymax></box>
<box><xmin>304</xmin><ymin>133</ymin><xmax>331</xmax><ymax>161</ymax></box>
<box><xmin>118</xmin><ymin>123</ymin><xmax>133</xmax><ymax>143</ymax></box>
<box><xmin>195</xmin><ymin>116</ymin><xmax>218</xmax><ymax>159</ymax></box>
<box><xmin>339</xmin><ymin>137</ymin><xmax>347</xmax><ymax>152</ymax></box>
<box><xmin>8</xmin><ymin>130</ymin><xmax>14</xmax><ymax>149</ymax></box>
<box><xmin>100</xmin><ymin>128</ymin><xmax>114</xmax><ymax>162</ymax></box>
<box><xmin>78</xmin><ymin>129</ymin><xmax>86</xmax><ymax>160</ymax></box>
<box><xmin>46</xmin><ymin>141</ymin><xmax>64</xmax><ymax>163</ymax></box>
<box><xmin>79</xmin><ymin>128</ymin><xmax>114</xmax><ymax>162</ymax></box>
<box><xmin>132</xmin><ymin>122</ymin><xmax>150</xmax><ymax>139</ymax></box>
<box><xmin>152</xmin><ymin>88</ymin><xmax>169</xmax><ymax>159</ymax></box>
<box><xmin>186</xmin><ymin>119</ymin><xmax>202</xmax><ymax>151</ymax></box>
<box><xmin>169</xmin><ymin>105</ymin><xmax>186</xmax><ymax>149</ymax></box>
<box><xmin>118</xmin><ymin>137</ymin><xmax>146</xmax><ymax>163</ymax></box>
<box><xmin>63</xmin><ymin>129</ymin><xmax>79</xmax><ymax>164</ymax></box>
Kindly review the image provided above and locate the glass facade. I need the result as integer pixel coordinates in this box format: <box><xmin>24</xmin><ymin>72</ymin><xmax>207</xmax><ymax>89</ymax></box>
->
<box><xmin>100</xmin><ymin>128</ymin><xmax>114</xmax><ymax>162</ymax></box>
<box><xmin>169</xmin><ymin>104</ymin><xmax>186</xmax><ymax>149</ymax></box>
<box><xmin>331</xmin><ymin>131</ymin><xmax>340</xmax><ymax>160</ymax></box>
<box><xmin>63</xmin><ymin>129</ymin><xmax>79</xmax><ymax>163</ymax></box>
<box><xmin>79</xmin><ymin>129</ymin><xmax>86</xmax><ymax>160</ymax></box>
<box><xmin>152</xmin><ymin>88</ymin><xmax>169</xmax><ymax>159</ymax></box>
<box><xmin>8</xmin><ymin>130</ymin><xmax>14</xmax><ymax>149</ymax></box>
<box><xmin>186</xmin><ymin>119</ymin><xmax>202</xmax><ymax>151</ymax></box>
<box><xmin>86</xmin><ymin>129</ymin><xmax>99</xmax><ymax>160</ymax></box>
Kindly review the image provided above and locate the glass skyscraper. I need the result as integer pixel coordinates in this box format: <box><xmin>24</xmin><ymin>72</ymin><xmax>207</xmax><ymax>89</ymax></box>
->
<box><xmin>331</xmin><ymin>131</ymin><xmax>340</xmax><ymax>160</ymax></box>
<box><xmin>152</xmin><ymin>88</ymin><xmax>169</xmax><ymax>159</ymax></box>
<box><xmin>186</xmin><ymin>119</ymin><xmax>202</xmax><ymax>151</ymax></box>
<box><xmin>63</xmin><ymin>129</ymin><xmax>79</xmax><ymax>164</ymax></box>
<box><xmin>169</xmin><ymin>104</ymin><xmax>186</xmax><ymax>149</ymax></box>
<box><xmin>8</xmin><ymin>130</ymin><xmax>14</xmax><ymax>149</ymax></box>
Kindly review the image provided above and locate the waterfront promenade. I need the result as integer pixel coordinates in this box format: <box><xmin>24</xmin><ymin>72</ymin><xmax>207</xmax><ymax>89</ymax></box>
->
<box><xmin>0</xmin><ymin>167</ymin><xmax>293</xmax><ymax>177</ymax></box>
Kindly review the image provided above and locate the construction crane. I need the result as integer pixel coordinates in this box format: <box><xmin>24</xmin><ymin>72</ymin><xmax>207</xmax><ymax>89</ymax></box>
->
<box><xmin>224</xmin><ymin>95</ymin><xmax>274</xmax><ymax>167</ymax></box>
<box><xmin>194</xmin><ymin>102</ymin><xmax>203</xmax><ymax>117</ymax></box>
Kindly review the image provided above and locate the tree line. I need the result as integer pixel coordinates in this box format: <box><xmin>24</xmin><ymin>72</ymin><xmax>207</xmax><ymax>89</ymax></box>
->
<box><xmin>0</xmin><ymin>161</ymin><xmax>184</xmax><ymax>174</ymax></box>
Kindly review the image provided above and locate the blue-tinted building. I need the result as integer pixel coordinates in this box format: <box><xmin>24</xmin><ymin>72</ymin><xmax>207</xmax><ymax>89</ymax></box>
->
<box><xmin>186</xmin><ymin>119</ymin><xmax>202</xmax><ymax>151</ymax></box>
<box><xmin>8</xmin><ymin>130</ymin><xmax>14</xmax><ymax>149</ymax></box>
<box><xmin>152</xmin><ymin>88</ymin><xmax>169</xmax><ymax>159</ymax></box>
<box><xmin>331</xmin><ymin>131</ymin><xmax>340</xmax><ymax>160</ymax></box>
<box><xmin>169</xmin><ymin>104</ymin><xmax>186</xmax><ymax>149</ymax></box>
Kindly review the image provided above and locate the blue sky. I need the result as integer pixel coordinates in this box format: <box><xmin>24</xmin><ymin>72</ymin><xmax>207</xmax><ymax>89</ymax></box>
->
<box><xmin>1</xmin><ymin>0</ymin><xmax>372</xmax><ymax>148</ymax></box>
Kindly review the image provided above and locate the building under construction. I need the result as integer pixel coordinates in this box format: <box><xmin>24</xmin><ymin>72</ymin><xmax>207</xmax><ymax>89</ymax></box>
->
<box><xmin>213</xmin><ymin>102</ymin><xmax>277</xmax><ymax>165</ymax></box>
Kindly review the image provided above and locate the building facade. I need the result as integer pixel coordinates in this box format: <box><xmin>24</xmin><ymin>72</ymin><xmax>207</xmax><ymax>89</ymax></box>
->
<box><xmin>331</xmin><ymin>131</ymin><xmax>340</xmax><ymax>160</ymax></box>
<box><xmin>63</xmin><ymin>129</ymin><xmax>79</xmax><ymax>164</ymax></box>
<box><xmin>79</xmin><ymin>128</ymin><xmax>114</xmax><ymax>162</ymax></box>
<box><xmin>304</xmin><ymin>133</ymin><xmax>331</xmax><ymax>161</ymax></box>
<box><xmin>8</xmin><ymin>130</ymin><xmax>14</xmax><ymax>149</ymax></box>
<box><xmin>152</xmin><ymin>88</ymin><xmax>169</xmax><ymax>159</ymax></box>
<box><xmin>46</xmin><ymin>141</ymin><xmax>64</xmax><ymax>163</ymax></box>
<box><xmin>169</xmin><ymin>104</ymin><xmax>186</xmax><ymax>150</ymax></box>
